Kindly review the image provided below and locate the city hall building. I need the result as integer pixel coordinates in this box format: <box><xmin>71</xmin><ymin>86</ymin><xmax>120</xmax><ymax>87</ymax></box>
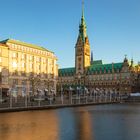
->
<box><xmin>0</xmin><ymin>39</ymin><xmax>58</xmax><ymax>96</ymax></box>
<box><xmin>58</xmin><ymin>5</ymin><xmax>140</xmax><ymax>95</ymax></box>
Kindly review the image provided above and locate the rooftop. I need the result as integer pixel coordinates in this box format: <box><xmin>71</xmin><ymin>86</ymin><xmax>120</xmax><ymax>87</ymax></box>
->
<box><xmin>0</xmin><ymin>39</ymin><xmax>53</xmax><ymax>53</ymax></box>
<box><xmin>88</xmin><ymin>62</ymin><xmax>123</xmax><ymax>74</ymax></box>
<box><xmin>59</xmin><ymin>61</ymin><xmax>124</xmax><ymax>76</ymax></box>
<box><xmin>59</xmin><ymin>67</ymin><xmax>75</xmax><ymax>76</ymax></box>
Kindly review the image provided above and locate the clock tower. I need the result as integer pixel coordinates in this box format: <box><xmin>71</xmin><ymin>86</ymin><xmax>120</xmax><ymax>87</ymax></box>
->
<box><xmin>75</xmin><ymin>2</ymin><xmax>91</xmax><ymax>75</ymax></box>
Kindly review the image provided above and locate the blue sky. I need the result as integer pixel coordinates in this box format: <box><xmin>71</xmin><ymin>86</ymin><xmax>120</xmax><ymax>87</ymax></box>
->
<box><xmin>0</xmin><ymin>0</ymin><xmax>140</xmax><ymax>68</ymax></box>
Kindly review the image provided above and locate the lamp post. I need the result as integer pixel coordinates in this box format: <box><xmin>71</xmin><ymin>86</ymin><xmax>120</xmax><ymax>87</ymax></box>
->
<box><xmin>60</xmin><ymin>83</ymin><xmax>64</xmax><ymax>104</ymax></box>
<box><xmin>29</xmin><ymin>76</ymin><xmax>35</xmax><ymax>96</ymax></box>
<box><xmin>9</xmin><ymin>88</ymin><xmax>12</xmax><ymax>108</ymax></box>
<box><xmin>69</xmin><ymin>86</ymin><xmax>73</xmax><ymax>104</ymax></box>
<box><xmin>93</xmin><ymin>88</ymin><xmax>95</xmax><ymax>102</ymax></box>
<box><xmin>0</xmin><ymin>87</ymin><xmax>2</xmax><ymax>104</ymax></box>
<box><xmin>61</xmin><ymin>85</ymin><xmax>63</xmax><ymax>104</ymax></box>
<box><xmin>47</xmin><ymin>79</ymin><xmax>52</xmax><ymax>105</ymax></box>
<box><xmin>77</xmin><ymin>74</ymin><xmax>81</xmax><ymax>104</ymax></box>
<box><xmin>84</xmin><ymin>87</ymin><xmax>88</xmax><ymax>103</ymax></box>
<box><xmin>105</xmin><ymin>89</ymin><xmax>107</xmax><ymax>102</ymax></box>
<box><xmin>23</xmin><ymin>85</ymin><xmax>28</xmax><ymax>107</ymax></box>
<box><xmin>78</xmin><ymin>87</ymin><xmax>81</xmax><ymax>104</ymax></box>
<box><xmin>110</xmin><ymin>89</ymin><xmax>112</xmax><ymax>102</ymax></box>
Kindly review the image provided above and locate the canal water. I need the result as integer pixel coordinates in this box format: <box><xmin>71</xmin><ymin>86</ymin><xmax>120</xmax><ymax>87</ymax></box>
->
<box><xmin>0</xmin><ymin>104</ymin><xmax>140</xmax><ymax>140</ymax></box>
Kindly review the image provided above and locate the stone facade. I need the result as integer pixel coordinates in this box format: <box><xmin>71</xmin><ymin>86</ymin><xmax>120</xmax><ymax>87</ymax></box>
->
<box><xmin>57</xmin><ymin>5</ymin><xmax>140</xmax><ymax>95</ymax></box>
<box><xmin>0</xmin><ymin>39</ymin><xmax>58</xmax><ymax>96</ymax></box>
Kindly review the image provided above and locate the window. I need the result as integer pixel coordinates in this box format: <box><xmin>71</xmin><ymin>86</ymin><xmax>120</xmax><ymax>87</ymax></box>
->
<box><xmin>30</xmin><ymin>63</ymin><xmax>33</xmax><ymax>69</ymax></box>
<box><xmin>36</xmin><ymin>57</ymin><xmax>39</xmax><ymax>62</ymax></box>
<box><xmin>13</xmin><ymin>79</ymin><xmax>18</xmax><ymax>85</ymax></box>
<box><xmin>30</xmin><ymin>55</ymin><xmax>34</xmax><ymax>61</ymax></box>
<box><xmin>78</xmin><ymin>63</ymin><xmax>81</xmax><ymax>70</ymax></box>
<box><xmin>21</xmin><ymin>54</ymin><xmax>26</xmax><ymax>59</ymax></box>
<box><xmin>22</xmin><ymin>80</ymin><xmax>26</xmax><ymax>85</ymax></box>
<box><xmin>21</xmin><ymin>63</ymin><xmax>25</xmax><ymax>68</ymax></box>
<box><xmin>12</xmin><ymin>62</ymin><xmax>17</xmax><ymax>68</ymax></box>
<box><xmin>2</xmin><ymin>77</ymin><xmax>8</xmax><ymax>84</ymax></box>
<box><xmin>12</xmin><ymin>52</ymin><xmax>17</xmax><ymax>58</ymax></box>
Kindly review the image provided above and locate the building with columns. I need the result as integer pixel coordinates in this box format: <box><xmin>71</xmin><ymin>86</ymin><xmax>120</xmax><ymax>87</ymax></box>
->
<box><xmin>0</xmin><ymin>39</ymin><xmax>58</xmax><ymax>96</ymax></box>
<box><xmin>58</xmin><ymin>4</ymin><xmax>140</xmax><ymax>95</ymax></box>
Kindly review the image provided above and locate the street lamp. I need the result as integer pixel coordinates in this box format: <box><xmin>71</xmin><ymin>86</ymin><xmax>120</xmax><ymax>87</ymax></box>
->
<box><xmin>9</xmin><ymin>88</ymin><xmax>12</xmax><ymax>108</ymax></box>
<box><xmin>25</xmin><ymin>90</ymin><xmax>28</xmax><ymax>107</ymax></box>
<box><xmin>48</xmin><ymin>79</ymin><xmax>50</xmax><ymax>95</ymax></box>
<box><xmin>61</xmin><ymin>85</ymin><xmax>63</xmax><ymax>104</ymax></box>
<box><xmin>69</xmin><ymin>86</ymin><xmax>73</xmax><ymax>104</ymax></box>
<box><xmin>0</xmin><ymin>87</ymin><xmax>2</xmax><ymax>104</ymax></box>
<box><xmin>47</xmin><ymin>79</ymin><xmax>52</xmax><ymax>105</ymax></box>
<box><xmin>84</xmin><ymin>87</ymin><xmax>88</xmax><ymax>103</ymax></box>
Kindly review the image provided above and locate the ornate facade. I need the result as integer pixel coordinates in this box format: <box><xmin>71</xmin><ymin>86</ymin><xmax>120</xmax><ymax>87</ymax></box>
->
<box><xmin>58</xmin><ymin>5</ymin><xmax>140</xmax><ymax>95</ymax></box>
<box><xmin>0</xmin><ymin>39</ymin><xmax>58</xmax><ymax>96</ymax></box>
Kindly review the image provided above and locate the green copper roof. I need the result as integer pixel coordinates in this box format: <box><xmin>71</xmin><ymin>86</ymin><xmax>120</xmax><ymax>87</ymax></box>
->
<box><xmin>0</xmin><ymin>39</ymin><xmax>53</xmax><ymax>53</ymax></box>
<box><xmin>78</xmin><ymin>1</ymin><xmax>87</xmax><ymax>43</ymax></box>
<box><xmin>87</xmin><ymin>62</ymin><xmax>123</xmax><ymax>74</ymax></box>
<box><xmin>59</xmin><ymin>62</ymin><xmax>123</xmax><ymax>77</ymax></box>
<box><xmin>59</xmin><ymin>67</ymin><xmax>75</xmax><ymax>76</ymax></box>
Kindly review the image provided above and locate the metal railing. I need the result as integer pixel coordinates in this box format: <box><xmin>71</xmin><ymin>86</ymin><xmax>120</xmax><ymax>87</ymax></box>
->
<box><xmin>0</xmin><ymin>89</ymin><xmax>122</xmax><ymax>110</ymax></box>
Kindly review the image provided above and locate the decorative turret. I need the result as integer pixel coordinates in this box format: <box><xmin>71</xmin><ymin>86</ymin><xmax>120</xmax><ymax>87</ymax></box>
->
<box><xmin>131</xmin><ymin>58</ymin><xmax>134</xmax><ymax>67</ymax></box>
<box><xmin>124</xmin><ymin>55</ymin><xmax>128</xmax><ymax>63</ymax></box>
<box><xmin>90</xmin><ymin>51</ymin><xmax>93</xmax><ymax>64</ymax></box>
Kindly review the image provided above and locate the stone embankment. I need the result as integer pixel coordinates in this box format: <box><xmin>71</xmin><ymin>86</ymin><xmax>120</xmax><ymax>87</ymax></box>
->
<box><xmin>0</xmin><ymin>101</ymin><xmax>120</xmax><ymax>113</ymax></box>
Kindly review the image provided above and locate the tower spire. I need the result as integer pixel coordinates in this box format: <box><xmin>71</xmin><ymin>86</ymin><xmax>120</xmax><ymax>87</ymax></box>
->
<box><xmin>75</xmin><ymin>0</ymin><xmax>91</xmax><ymax>75</ymax></box>
<box><xmin>79</xmin><ymin>0</ymin><xmax>87</xmax><ymax>43</ymax></box>
<box><xmin>91</xmin><ymin>51</ymin><xmax>93</xmax><ymax>63</ymax></box>
<box><xmin>82</xmin><ymin>0</ymin><xmax>84</xmax><ymax>18</ymax></box>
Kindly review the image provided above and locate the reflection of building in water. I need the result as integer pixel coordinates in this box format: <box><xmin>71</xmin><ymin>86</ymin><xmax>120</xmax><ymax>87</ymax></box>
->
<box><xmin>58</xmin><ymin>2</ymin><xmax>140</xmax><ymax>95</ymax></box>
<box><xmin>24</xmin><ymin>111</ymin><xmax>60</xmax><ymax>140</ymax></box>
<box><xmin>0</xmin><ymin>39</ymin><xmax>58</xmax><ymax>96</ymax></box>
<box><xmin>75</xmin><ymin>109</ymin><xmax>93</xmax><ymax>140</ymax></box>
<box><xmin>0</xmin><ymin>111</ymin><xmax>59</xmax><ymax>140</ymax></box>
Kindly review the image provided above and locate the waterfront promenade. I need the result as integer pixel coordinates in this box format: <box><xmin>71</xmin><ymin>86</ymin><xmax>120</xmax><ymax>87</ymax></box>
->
<box><xmin>0</xmin><ymin>93</ymin><xmax>122</xmax><ymax>113</ymax></box>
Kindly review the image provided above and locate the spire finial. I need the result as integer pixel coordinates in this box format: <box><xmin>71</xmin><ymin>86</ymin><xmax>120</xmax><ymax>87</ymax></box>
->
<box><xmin>125</xmin><ymin>54</ymin><xmax>127</xmax><ymax>59</ymax></box>
<box><xmin>79</xmin><ymin>0</ymin><xmax>87</xmax><ymax>43</ymax></box>
<box><xmin>82</xmin><ymin>0</ymin><xmax>84</xmax><ymax>17</ymax></box>
<box><xmin>131</xmin><ymin>58</ymin><xmax>133</xmax><ymax>67</ymax></box>
<box><xmin>124</xmin><ymin>54</ymin><xmax>128</xmax><ymax>63</ymax></box>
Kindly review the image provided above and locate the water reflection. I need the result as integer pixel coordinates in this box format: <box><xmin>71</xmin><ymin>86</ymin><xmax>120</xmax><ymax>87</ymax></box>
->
<box><xmin>0</xmin><ymin>104</ymin><xmax>140</xmax><ymax>140</ymax></box>
<box><xmin>0</xmin><ymin>111</ymin><xmax>59</xmax><ymax>140</ymax></box>
<box><xmin>57</xmin><ymin>108</ymin><xmax>94</xmax><ymax>140</ymax></box>
<box><xmin>75</xmin><ymin>109</ymin><xmax>93</xmax><ymax>140</ymax></box>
